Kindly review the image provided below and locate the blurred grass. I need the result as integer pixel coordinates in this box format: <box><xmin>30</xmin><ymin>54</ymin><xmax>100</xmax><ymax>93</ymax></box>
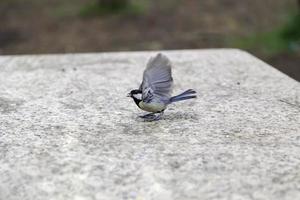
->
<box><xmin>1</xmin><ymin>0</ymin><xmax>298</xmax><ymax>79</ymax></box>
<box><xmin>79</xmin><ymin>0</ymin><xmax>149</xmax><ymax>17</ymax></box>
<box><xmin>231</xmin><ymin>11</ymin><xmax>300</xmax><ymax>56</ymax></box>
<box><xmin>281</xmin><ymin>12</ymin><xmax>300</xmax><ymax>46</ymax></box>
<box><xmin>52</xmin><ymin>2</ymin><xmax>83</xmax><ymax>18</ymax></box>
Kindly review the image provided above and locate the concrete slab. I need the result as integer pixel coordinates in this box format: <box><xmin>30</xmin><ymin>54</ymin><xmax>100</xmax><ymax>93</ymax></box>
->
<box><xmin>0</xmin><ymin>49</ymin><xmax>299</xmax><ymax>200</ymax></box>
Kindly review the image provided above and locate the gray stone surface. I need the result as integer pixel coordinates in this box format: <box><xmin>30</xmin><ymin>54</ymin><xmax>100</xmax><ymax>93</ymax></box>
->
<box><xmin>0</xmin><ymin>49</ymin><xmax>299</xmax><ymax>200</ymax></box>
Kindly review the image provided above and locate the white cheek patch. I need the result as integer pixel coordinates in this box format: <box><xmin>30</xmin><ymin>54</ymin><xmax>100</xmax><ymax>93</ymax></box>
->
<box><xmin>133</xmin><ymin>93</ymin><xmax>142</xmax><ymax>99</ymax></box>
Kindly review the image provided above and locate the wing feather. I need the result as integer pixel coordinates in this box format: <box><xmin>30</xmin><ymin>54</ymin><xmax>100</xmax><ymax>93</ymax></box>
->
<box><xmin>141</xmin><ymin>53</ymin><xmax>173</xmax><ymax>103</ymax></box>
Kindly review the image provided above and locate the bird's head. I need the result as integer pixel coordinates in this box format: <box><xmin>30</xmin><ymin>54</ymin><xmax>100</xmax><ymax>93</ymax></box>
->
<box><xmin>127</xmin><ymin>90</ymin><xmax>141</xmax><ymax>98</ymax></box>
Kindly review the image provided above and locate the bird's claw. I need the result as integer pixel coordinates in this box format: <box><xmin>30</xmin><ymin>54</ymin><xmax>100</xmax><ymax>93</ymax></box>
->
<box><xmin>139</xmin><ymin>112</ymin><xmax>164</xmax><ymax>121</ymax></box>
<box><xmin>139</xmin><ymin>113</ymin><xmax>155</xmax><ymax>119</ymax></box>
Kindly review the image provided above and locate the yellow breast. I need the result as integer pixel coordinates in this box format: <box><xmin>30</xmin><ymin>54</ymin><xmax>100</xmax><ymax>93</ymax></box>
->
<box><xmin>139</xmin><ymin>101</ymin><xmax>166</xmax><ymax>112</ymax></box>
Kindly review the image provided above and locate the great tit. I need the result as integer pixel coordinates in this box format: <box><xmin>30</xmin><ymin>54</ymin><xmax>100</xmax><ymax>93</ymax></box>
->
<box><xmin>127</xmin><ymin>53</ymin><xmax>196</xmax><ymax>120</ymax></box>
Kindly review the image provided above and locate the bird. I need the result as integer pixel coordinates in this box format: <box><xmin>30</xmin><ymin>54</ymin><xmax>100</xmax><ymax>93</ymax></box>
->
<box><xmin>127</xmin><ymin>53</ymin><xmax>197</xmax><ymax>120</ymax></box>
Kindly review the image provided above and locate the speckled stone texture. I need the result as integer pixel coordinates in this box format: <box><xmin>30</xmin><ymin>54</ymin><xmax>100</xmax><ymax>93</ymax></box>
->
<box><xmin>0</xmin><ymin>49</ymin><xmax>299</xmax><ymax>200</ymax></box>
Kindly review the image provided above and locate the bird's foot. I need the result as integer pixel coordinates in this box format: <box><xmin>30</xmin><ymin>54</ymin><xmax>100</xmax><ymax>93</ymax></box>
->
<box><xmin>139</xmin><ymin>113</ymin><xmax>156</xmax><ymax>119</ymax></box>
<box><xmin>139</xmin><ymin>112</ymin><xmax>164</xmax><ymax>121</ymax></box>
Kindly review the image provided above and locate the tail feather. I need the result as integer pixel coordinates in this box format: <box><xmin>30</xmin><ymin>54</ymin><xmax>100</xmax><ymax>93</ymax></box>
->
<box><xmin>179</xmin><ymin>89</ymin><xmax>196</xmax><ymax>96</ymax></box>
<box><xmin>170</xmin><ymin>89</ymin><xmax>197</xmax><ymax>103</ymax></box>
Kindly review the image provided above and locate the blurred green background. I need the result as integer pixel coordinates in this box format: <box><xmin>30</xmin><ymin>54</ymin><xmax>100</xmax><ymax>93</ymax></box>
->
<box><xmin>0</xmin><ymin>0</ymin><xmax>299</xmax><ymax>80</ymax></box>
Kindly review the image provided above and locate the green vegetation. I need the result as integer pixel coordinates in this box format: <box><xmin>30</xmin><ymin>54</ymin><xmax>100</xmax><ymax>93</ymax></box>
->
<box><xmin>232</xmin><ymin>12</ymin><xmax>300</xmax><ymax>56</ymax></box>
<box><xmin>281</xmin><ymin>13</ymin><xmax>300</xmax><ymax>47</ymax></box>
<box><xmin>80</xmin><ymin>0</ymin><xmax>149</xmax><ymax>17</ymax></box>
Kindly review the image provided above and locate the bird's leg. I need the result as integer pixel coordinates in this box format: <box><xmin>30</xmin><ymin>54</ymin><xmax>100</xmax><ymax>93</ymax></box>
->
<box><xmin>153</xmin><ymin>111</ymin><xmax>164</xmax><ymax>121</ymax></box>
<box><xmin>139</xmin><ymin>111</ymin><xmax>164</xmax><ymax>121</ymax></box>
<box><xmin>139</xmin><ymin>113</ymin><xmax>156</xmax><ymax>119</ymax></box>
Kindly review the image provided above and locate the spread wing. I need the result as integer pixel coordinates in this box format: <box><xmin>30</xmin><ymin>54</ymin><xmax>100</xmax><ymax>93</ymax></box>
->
<box><xmin>140</xmin><ymin>53</ymin><xmax>173</xmax><ymax>103</ymax></box>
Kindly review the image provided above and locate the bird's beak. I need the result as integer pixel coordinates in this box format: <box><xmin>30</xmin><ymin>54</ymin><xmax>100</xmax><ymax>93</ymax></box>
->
<box><xmin>126</xmin><ymin>93</ymin><xmax>131</xmax><ymax>97</ymax></box>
